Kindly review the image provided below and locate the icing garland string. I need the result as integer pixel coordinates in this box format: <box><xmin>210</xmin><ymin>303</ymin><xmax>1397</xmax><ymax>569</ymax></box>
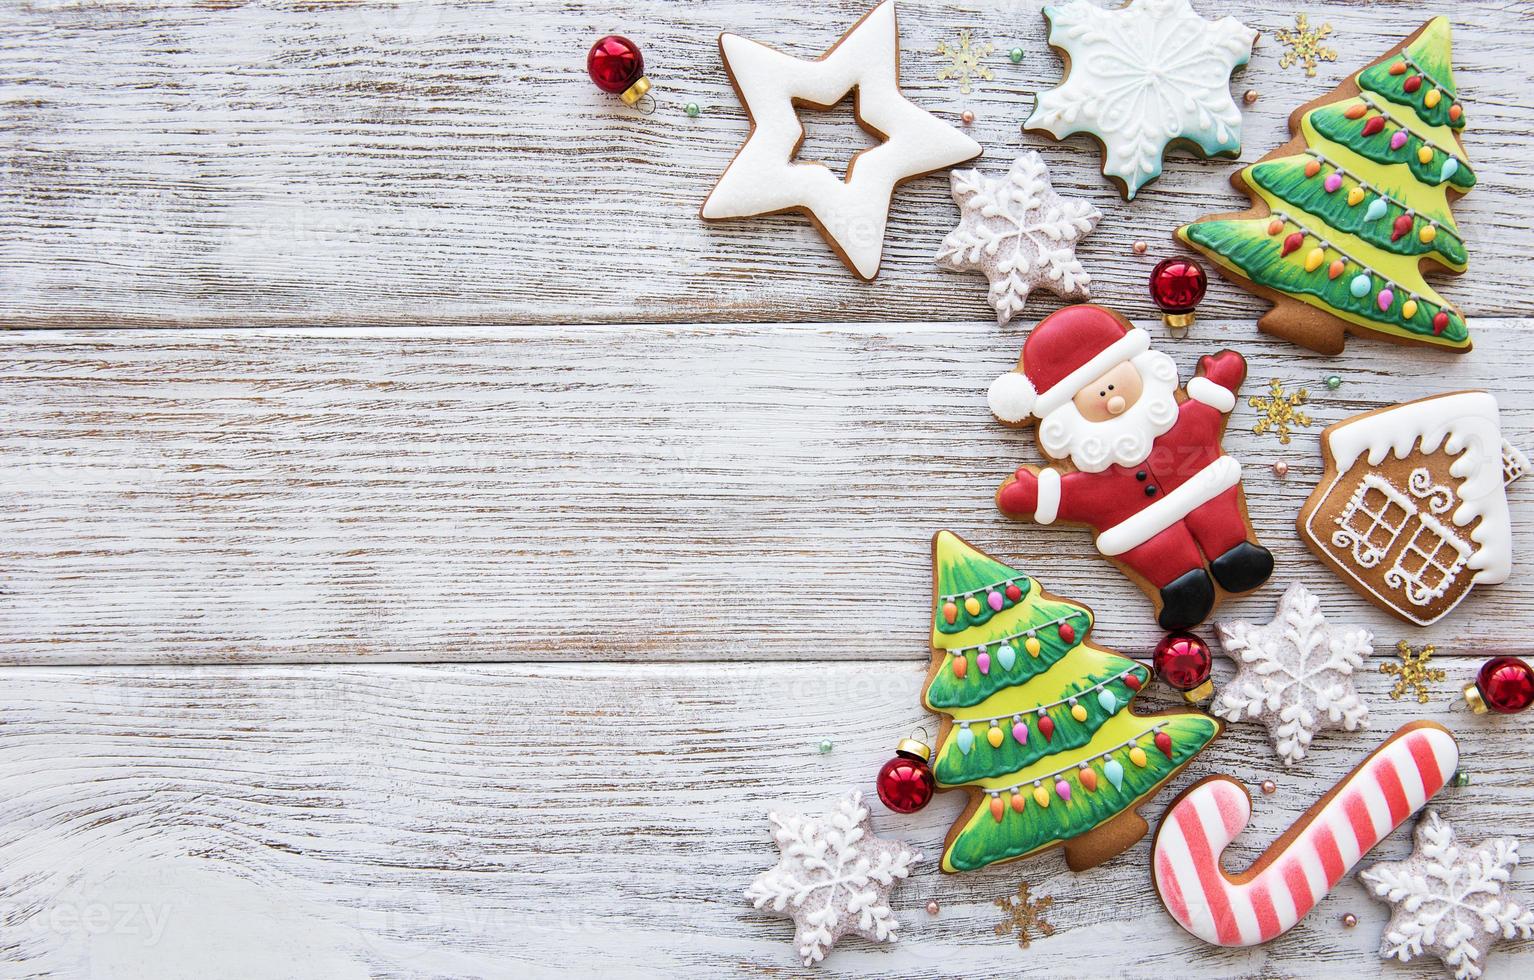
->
<box><xmin>1386</xmin><ymin>55</ymin><xmax>1463</xmax><ymax>122</ymax></box>
<box><xmin>1265</xmin><ymin>209</ymin><xmax>1457</xmax><ymax>333</ymax></box>
<box><xmin>1393</xmin><ymin>54</ymin><xmax>1450</xmax><ymax>96</ymax></box>
<box><xmin>939</xmin><ymin>576</ymin><xmax>1027</xmax><ymax>603</ymax></box>
<box><xmin>975</xmin><ymin>727</ymin><xmax>1171</xmax><ymax>818</ymax></box>
<box><xmin>1301</xmin><ymin>148</ymin><xmax>1455</xmax><ymax>246</ymax></box>
<box><xmin>1351</xmin><ymin>93</ymin><xmax>1468</xmax><ymax>173</ymax></box>
<box><xmin>942</xmin><ymin>612</ymin><xmax>1085</xmax><ymax>658</ymax></box>
<box><xmin>955</xmin><ymin>667</ymin><xmax>1140</xmax><ymax>736</ymax></box>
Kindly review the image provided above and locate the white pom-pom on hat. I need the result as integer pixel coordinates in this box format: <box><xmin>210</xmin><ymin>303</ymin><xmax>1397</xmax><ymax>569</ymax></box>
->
<box><xmin>988</xmin><ymin>371</ymin><xmax>1037</xmax><ymax>423</ymax></box>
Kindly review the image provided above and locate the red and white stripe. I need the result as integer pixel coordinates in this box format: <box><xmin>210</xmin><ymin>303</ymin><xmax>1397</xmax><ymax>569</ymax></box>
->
<box><xmin>1152</xmin><ymin>723</ymin><xmax>1458</xmax><ymax>947</ymax></box>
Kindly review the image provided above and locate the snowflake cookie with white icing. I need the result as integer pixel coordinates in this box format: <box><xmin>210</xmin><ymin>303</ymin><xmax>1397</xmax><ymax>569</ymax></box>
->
<box><xmin>1026</xmin><ymin>0</ymin><xmax>1257</xmax><ymax>199</ymax></box>
<box><xmin>1363</xmin><ymin>810</ymin><xmax>1534</xmax><ymax>980</ymax></box>
<box><xmin>701</xmin><ymin>1</ymin><xmax>981</xmax><ymax>280</ymax></box>
<box><xmin>936</xmin><ymin>152</ymin><xmax>1100</xmax><ymax>323</ymax></box>
<box><xmin>1212</xmin><ymin>582</ymin><xmax>1370</xmax><ymax>765</ymax></box>
<box><xmin>745</xmin><ymin>791</ymin><xmax>920</xmax><ymax>966</ymax></box>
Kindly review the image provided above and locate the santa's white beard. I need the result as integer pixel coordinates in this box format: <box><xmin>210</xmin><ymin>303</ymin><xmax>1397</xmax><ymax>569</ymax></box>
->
<box><xmin>1037</xmin><ymin>351</ymin><xmax>1181</xmax><ymax>473</ymax></box>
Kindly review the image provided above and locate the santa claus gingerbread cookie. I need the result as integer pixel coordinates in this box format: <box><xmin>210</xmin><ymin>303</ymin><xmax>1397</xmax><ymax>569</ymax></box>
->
<box><xmin>990</xmin><ymin>305</ymin><xmax>1273</xmax><ymax>630</ymax></box>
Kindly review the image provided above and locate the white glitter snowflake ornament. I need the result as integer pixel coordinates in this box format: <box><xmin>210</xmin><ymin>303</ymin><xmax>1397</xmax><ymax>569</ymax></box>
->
<box><xmin>745</xmin><ymin>791</ymin><xmax>920</xmax><ymax>966</ymax></box>
<box><xmin>1026</xmin><ymin>0</ymin><xmax>1257</xmax><ymax>199</ymax></box>
<box><xmin>1213</xmin><ymin>582</ymin><xmax>1370</xmax><ymax>765</ymax></box>
<box><xmin>936</xmin><ymin>152</ymin><xmax>1100</xmax><ymax>324</ymax></box>
<box><xmin>1363</xmin><ymin>810</ymin><xmax>1534</xmax><ymax>980</ymax></box>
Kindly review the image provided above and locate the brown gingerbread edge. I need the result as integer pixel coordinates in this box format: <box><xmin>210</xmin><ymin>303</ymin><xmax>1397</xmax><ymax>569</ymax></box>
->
<box><xmin>1177</xmin><ymin>19</ymin><xmax>1472</xmax><ymax>355</ymax></box>
<box><xmin>1148</xmin><ymin>721</ymin><xmax>1457</xmax><ymax>915</ymax></box>
<box><xmin>1022</xmin><ymin>4</ymin><xmax>1255</xmax><ymax>202</ymax></box>
<box><xmin>990</xmin><ymin>304</ymin><xmax>1269</xmax><ymax>631</ymax></box>
<box><xmin>924</xmin><ymin>529</ymin><xmax>1227</xmax><ymax>874</ymax></box>
<box><xmin>698</xmin><ymin>3</ymin><xmax>982</xmax><ymax>282</ymax></box>
<box><xmin>1295</xmin><ymin>390</ymin><xmax>1490</xmax><ymax>626</ymax></box>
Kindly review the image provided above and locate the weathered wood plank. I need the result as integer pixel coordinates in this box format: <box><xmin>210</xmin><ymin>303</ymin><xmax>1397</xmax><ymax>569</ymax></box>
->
<box><xmin>0</xmin><ymin>662</ymin><xmax>1526</xmax><ymax>977</ymax></box>
<box><xmin>4</xmin><ymin>320</ymin><xmax>1531</xmax><ymax>664</ymax></box>
<box><xmin>1</xmin><ymin>0</ymin><xmax>1529</xmax><ymax>327</ymax></box>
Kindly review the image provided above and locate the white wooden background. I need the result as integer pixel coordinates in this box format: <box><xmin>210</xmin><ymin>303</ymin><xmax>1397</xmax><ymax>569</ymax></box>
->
<box><xmin>3</xmin><ymin>1</ymin><xmax>1533</xmax><ymax>977</ymax></box>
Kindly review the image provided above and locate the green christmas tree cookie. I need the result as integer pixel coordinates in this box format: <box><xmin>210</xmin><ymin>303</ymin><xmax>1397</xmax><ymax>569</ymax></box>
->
<box><xmin>922</xmin><ymin>531</ymin><xmax>1222</xmax><ymax>873</ymax></box>
<box><xmin>1179</xmin><ymin>17</ymin><xmax>1474</xmax><ymax>353</ymax></box>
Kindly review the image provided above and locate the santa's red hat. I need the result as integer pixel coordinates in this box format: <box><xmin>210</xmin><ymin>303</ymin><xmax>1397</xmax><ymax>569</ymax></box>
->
<box><xmin>988</xmin><ymin>305</ymin><xmax>1150</xmax><ymax>423</ymax></box>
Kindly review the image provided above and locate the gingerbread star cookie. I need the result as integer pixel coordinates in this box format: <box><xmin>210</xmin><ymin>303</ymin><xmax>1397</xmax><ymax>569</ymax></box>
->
<box><xmin>702</xmin><ymin>1</ymin><xmax>982</xmax><ymax>279</ymax></box>
<box><xmin>1026</xmin><ymin>0</ymin><xmax>1256</xmax><ymax>199</ymax></box>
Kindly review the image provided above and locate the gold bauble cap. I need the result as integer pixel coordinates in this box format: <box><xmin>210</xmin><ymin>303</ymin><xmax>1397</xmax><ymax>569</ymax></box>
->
<box><xmin>1464</xmin><ymin>681</ymin><xmax>1489</xmax><ymax>714</ymax></box>
<box><xmin>896</xmin><ymin>737</ymin><xmax>931</xmax><ymax>761</ymax></box>
<box><xmin>619</xmin><ymin>75</ymin><xmax>652</xmax><ymax>107</ymax></box>
<box><xmin>1181</xmin><ymin>679</ymin><xmax>1215</xmax><ymax>703</ymax></box>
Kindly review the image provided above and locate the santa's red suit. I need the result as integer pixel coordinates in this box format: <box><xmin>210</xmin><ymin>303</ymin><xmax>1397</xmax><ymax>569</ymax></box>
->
<box><xmin>990</xmin><ymin>305</ymin><xmax>1272</xmax><ymax>629</ymax></box>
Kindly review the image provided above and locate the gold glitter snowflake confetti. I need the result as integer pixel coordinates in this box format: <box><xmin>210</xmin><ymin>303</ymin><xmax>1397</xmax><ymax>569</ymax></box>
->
<box><xmin>1250</xmin><ymin>378</ymin><xmax>1312</xmax><ymax>444</ymax></box>
<box><xmin>1382</xmin><ymin>640</ymin><xmax>1446</xmax><ymax>704</ymax></box>
<box><xmin>1275</xmin><ymin>13</ymin><xmax>1338</xmax><ymax>78</ymax></box>
<box><xmin>994</xmin><ymin>881</ymin><xmax>1055</xmax><ymax>949</ymax></box>
<box><xmin>936</xmin><ymin>30</ymin><xmax>995</xmax><ymax>95</ymax></box>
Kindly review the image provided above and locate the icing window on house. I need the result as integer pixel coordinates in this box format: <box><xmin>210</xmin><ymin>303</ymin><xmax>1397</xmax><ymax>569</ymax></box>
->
<box><xmin>1386</xmin><ymin>514</ymin><xmax>1471</xmax><ymax>606</ymax></box>
<box><xmin>1501</xmin><ymin>441</ymin><xmax>1529</xmax><ymax>486</ymax></box>
<box><xmin>1333</xmin><ymin>474</ymin><xmax>1413</xmax><ymax>568</ymax></box>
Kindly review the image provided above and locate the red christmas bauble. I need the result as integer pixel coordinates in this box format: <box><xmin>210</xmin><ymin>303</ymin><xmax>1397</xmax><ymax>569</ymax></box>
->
<box><xmin>876</xmin><ymin>738</ymin><xmax>935</xmax><ymax>813</ymax></box>
<box><xmin>1154</xmin><ymin>631</ymin><xmax>1213</xmax><ymax>701</ymax></box>
<box><xmin>587</xmin><ymin>35</ymin><xmax>649</xmax><ymax>105</ymax></box>
<box><xmin>1466</xmin><ymin>656</ymin><xmax>1534</xmax><ymax>714</ymax></box>
<box><xmin>1149</xmin><ymin>257</ymin><xmax>1208</xmax><ymax>315</ymax></box>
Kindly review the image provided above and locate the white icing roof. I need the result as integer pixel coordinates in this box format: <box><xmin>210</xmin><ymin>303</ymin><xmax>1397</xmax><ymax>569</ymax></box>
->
<box><xmin>1326</xmin><ymin>392</ymin><xmax>1516</xmax><ymax>584</ymax></box>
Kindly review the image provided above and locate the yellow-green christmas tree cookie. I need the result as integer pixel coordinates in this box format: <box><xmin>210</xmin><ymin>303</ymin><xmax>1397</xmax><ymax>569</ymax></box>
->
<box><xmin>1180</xmin><ymin>17</ymin><xmax>1474</xmax><ymax>353</ymax></box>
<box><xmin>922</xmin><ymin>531</ymin><xmax>1221</xmax><ymax>873</ymax></box>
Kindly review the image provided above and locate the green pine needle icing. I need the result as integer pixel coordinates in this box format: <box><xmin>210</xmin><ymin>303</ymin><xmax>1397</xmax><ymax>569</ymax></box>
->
<box><xmin>1249</xmin><ymin>157</ymin><xmax>1466</xmax><ymax>267</ymax></box>
<box><xmin>944</xmin><ymin>714</ymin><xmax>1219</xmax><ymax>873</ymax></box>
<box><xmin>1358</xmin><ymin>18</ymin><xmax>1463</xmax><ymax>130</ymax></box>
<box><xmin>933</xmin><ymin>667</ymin><xmax>1149</xmax><ymax>784</ymax></box>
<box><xmin>925</xmin><ymin>594</ymin><xmax>1090</xmax><ymax>710</ymax></box>
<box><xmin>1182</xmin><ymin>219</ymin><xmax>1469</xmax><ymax>345</ymax></box>
<box><xmin>933</xmin><ymin>550</ymin><xmax>1034</xmax><ymax>635</ymax></box>
<box><xmin>1311</xmin><ymin>104</ymin><xmax>1474</xmax><ymax>190</ymax></box>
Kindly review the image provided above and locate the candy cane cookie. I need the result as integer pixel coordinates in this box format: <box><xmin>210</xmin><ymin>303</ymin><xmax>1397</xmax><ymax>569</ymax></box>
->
<box><xmin>1152</xmin><ymin>721</ymin><xmax>1458</xmax><ymax>946</ymax></box>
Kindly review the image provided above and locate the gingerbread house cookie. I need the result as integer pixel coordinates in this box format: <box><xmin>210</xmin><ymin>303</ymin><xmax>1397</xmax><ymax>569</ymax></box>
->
<box><xmin>1298</xmin><ymin>391</ymin><xmax>1527</xmax><ymax>625</ymax></box>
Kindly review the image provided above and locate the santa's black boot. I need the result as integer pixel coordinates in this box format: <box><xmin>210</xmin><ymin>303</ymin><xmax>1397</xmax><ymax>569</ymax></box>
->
<box><xmin>1210</xmin><ymin>541</ymin><xmax>1275</xmax><ymax>594</ymax></box>
<box><xmin>1157</xmin><ymin>569</ymin><xmax>1216</xmax><ymax>631</ymax></box>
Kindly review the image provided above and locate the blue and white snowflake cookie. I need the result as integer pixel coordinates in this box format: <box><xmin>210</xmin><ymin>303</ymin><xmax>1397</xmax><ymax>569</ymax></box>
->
<box><xmin>1026</xmin><ymin>0</ymin><xmax>1257</xmax><ymax>199</ymax></box>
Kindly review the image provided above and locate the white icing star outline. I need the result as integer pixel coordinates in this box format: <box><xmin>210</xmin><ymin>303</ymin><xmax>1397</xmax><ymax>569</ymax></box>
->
<box><xmin>701</xmin><ymin>1</ymin><xmax>982</xmax><ymax>279</ymax></box>
<box><xmin>1026</xmin><ymin>0</ymin><xmax>1256</xmax><ymax>199</ymax></box>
